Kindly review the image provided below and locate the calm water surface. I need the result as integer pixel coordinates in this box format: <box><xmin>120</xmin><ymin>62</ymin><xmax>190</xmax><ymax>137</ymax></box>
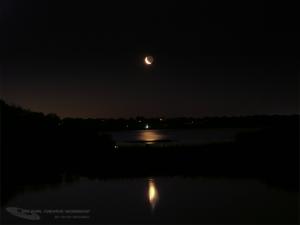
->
<box><xmin>110</xmin><ymin>128</ymin><xmax>251</xmax><ymax>146</ymax></box>
<box><xmin>2</xmin><ymin>176</ymin><xmax>298</xmax><ymax>224</ymax></box>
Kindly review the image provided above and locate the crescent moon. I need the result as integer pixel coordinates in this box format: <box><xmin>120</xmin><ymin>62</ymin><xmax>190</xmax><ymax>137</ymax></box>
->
<box><xmin>145</xmin><ymin>57</ymin><xmax>152</xmax><ymax>65</ymax></box>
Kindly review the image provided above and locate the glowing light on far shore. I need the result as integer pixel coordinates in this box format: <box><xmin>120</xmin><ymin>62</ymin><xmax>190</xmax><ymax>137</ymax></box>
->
<box><xmin>145</xmin><ymin>124</ymin><xmax>149</xmax><ymax>129</ymax></box>
<box><xmin>138</xmin><ymin>130</ymin><xmax>165</xmax><ymax>143</ymax></box>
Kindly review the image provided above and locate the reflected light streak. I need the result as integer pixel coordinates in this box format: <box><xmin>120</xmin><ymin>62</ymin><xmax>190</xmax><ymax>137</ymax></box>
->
<box><xmin>138</xmin><ymin>130</ymin><xmax>165</xmax><ymax>143</ymax></box>
<box><xmin>148</xmin><ymin>178</ymin><xmax>159</xmax><ymax>210</ymax></box>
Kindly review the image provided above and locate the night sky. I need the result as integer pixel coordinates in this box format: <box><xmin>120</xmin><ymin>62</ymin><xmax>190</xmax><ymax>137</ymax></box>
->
<box><xmin>0</xmin><ymin>1</ymin><xmax>299</xmax><ymax>118</ymax></box>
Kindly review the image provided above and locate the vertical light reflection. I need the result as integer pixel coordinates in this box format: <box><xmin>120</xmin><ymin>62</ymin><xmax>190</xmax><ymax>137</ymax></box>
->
<box><xmin>148</xmin><ymin>178</ymin><xmax>159</xmax><ymax>210</ymax></box>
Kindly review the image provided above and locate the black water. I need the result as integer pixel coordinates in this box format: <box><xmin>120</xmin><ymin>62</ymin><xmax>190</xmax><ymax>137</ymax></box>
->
<box><xmin>2</xmin><ymin>176</ymin><xmax>298</xmax><ymax>224</ymax></box>
<box><xmin>110</xmin><ymin>128</ymin><xmax>251</xmax><ymax>146</ymax></box>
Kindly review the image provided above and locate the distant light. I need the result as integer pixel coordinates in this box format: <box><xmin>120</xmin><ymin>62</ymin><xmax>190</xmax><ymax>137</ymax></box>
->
<box><xmin>145</xmin><ymin>124</ymin><xmax>149</xmax><ymax>129</ymax></box>
<box><xmin>159</xmin><ymin>118</ymin><xmax>163</xmax><ymax>122</ymax></box>
<box><xmin>114</xmin><ymin>145</ymin><xmax>118</xmax><ymax>149</ymax></box>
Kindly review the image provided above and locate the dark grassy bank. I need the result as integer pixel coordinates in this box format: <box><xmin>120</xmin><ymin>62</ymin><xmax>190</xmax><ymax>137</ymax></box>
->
<box><xmin>1</xmin><ymin>100</ymin><xmax>299</xmax><ymax>205</ymax></box>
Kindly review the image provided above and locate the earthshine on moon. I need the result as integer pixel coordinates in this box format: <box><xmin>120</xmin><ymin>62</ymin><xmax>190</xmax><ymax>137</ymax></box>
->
<box><xmin>145</xmin><ymin>56</ymin><xmax>154</xmax><ymax>65</ymax></box>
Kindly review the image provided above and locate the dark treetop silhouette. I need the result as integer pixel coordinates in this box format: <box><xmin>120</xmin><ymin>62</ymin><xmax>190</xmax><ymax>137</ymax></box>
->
<box><xmin>1</xmin><ymin>100</ymin><xmax>299</xmax><ymax>206</ymax></box>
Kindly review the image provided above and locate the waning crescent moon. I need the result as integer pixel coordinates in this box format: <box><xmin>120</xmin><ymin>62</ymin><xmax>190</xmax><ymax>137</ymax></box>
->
<box><xmin>145</xmin><ymin>56</ymin><xmax>153</xmax><ymax>65</ymax></box>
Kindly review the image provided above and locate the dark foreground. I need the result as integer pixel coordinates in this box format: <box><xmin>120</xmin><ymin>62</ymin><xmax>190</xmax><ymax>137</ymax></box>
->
<box><xmin>0</xmin><ymin>100</ymin><xmax>299</xmax><ymax>224</ymax></box>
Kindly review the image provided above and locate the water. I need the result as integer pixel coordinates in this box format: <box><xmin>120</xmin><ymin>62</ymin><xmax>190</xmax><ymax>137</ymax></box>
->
<box><xmin>110</xmin><ymin>128</ymin><xmax>250</xmax><ymax>146</ymax></box>
<box><xmin>2</xmin><ymin>177</ymin><xmax>298</xmax><ymax>224</ymax></box>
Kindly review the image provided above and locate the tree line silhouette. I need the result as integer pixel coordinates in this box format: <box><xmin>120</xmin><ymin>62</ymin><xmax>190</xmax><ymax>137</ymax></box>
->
<box><xmin>0</xmin><ymin>99</ymin><xmax>299</xmax><ymax>205</ymax></box>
